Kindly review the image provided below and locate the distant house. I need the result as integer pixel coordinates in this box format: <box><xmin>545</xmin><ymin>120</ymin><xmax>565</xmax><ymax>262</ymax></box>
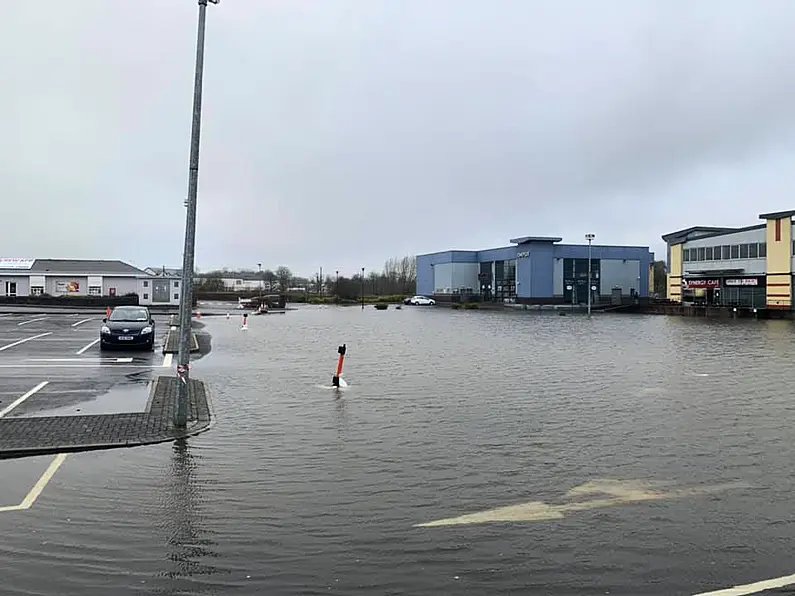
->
<box><xmin>0</xmin><ymin>258</ymin><xmax>181</xmax><ymax>306</ymax></box>
<box><xmin>195</xmin><ymin>270</ymin><xmax>274</xmax><ymax>292</ymax></box>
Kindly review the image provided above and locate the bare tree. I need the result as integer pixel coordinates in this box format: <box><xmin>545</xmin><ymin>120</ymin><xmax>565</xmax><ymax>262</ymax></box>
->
<box><xmin>275</xmin><ymin>266</ymin><xmax>293</xmax><ymax>292</ymax></box>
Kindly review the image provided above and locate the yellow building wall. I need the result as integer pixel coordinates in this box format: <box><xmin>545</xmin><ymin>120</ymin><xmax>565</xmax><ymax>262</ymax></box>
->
<box><xmin>765</xmin><ymin>218</ymin><xmax>792</xmax><ymax>308</ymax></box>
<box><xmin>649</xmin><ymin>263</ymin><xmax>654</xmax><ymax>295</ymax></box>
<box><xmin>667</xmin><ymin>244</ymin><xmax>682</xmax><ymax>302</ymax></box>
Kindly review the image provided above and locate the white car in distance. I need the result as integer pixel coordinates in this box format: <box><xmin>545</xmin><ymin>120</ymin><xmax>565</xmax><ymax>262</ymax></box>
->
<box><xmin>409</xmin><ymin>295</ymin><xmax>436</xmax><ymax>306</ymax></box>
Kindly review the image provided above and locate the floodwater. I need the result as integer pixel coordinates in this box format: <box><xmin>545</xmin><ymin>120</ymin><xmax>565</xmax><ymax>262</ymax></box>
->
<box><xmin>3</xmin><ymin>305</ymin><xmax>795</xmax><ymax>595</ymax></box>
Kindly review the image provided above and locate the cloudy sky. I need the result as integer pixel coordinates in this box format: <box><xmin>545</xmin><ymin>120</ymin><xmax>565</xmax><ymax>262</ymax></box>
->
<box><xmin>4</xmin><ymin>1</ymin><xmax>795</xmax><ymax>277</ymax></box>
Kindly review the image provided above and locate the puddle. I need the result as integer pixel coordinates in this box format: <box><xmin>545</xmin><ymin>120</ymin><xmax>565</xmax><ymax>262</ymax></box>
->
<box><xmin>25</xmin><ymin>381</ymin><xmax>153</xmax><ymax>417</ymax></box>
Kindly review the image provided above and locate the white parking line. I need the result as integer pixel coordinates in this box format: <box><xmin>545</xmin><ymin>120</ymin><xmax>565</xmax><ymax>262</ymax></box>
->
<box><xmin>17</xmin><ymin>317</ymin><xmax>46</xmax><ymax>327</ymax></box>
<box><xmin>162</xmin><ymin>353</ymin><xmax>173</xmax><ymax>367</ymax></box>
<box><xmin>75</xmin><ymin>338</ymin><xmax>100</xmax><ymax>355</ymax></box>
<box><xmin>0</xmin><ymin>381</ymin><xmax>49</xmax><ymax>418</ymax></box>
<box><xmin>692</xmin><ymin>573</ymin><xmax>795</xmax><ymax>595</ymax></box>
<box><xmin>29</xmin><ymin>357</ymin><xmax>134</xmax><ymax>363</ymax></box>
<box><xmin>0</xmin><ymin>364</ymin><xmax>154</xmax><ymax>369</ymax></box>
<box><xmin>0</xmin><ymin>333</ymin><xmax>52</xmax><ymax>352</ymax></box>
<box><xmin>71</xmin><ymin>318</ymin><xmax>93</xmax><ymax>327</ymax></box>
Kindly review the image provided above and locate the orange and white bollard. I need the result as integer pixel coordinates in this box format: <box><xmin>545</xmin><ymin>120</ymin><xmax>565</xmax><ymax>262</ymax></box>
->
<box><xmin>332</xmin><ymin>344</ymin><xmax>346</xmax><ymax>387</ymax></box>
<box><xmin>106</xmin><ymin>306</ymin><xmax>111</xmax><ymax>319</ymax></box>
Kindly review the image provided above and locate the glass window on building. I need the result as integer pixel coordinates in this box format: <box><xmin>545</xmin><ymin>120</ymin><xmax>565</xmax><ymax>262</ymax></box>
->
<box><xmin>683</xmin><ymin>249</ymin><xmax>690</xmax><ymax>262</ymax></box>
<box><xmin>759</xmin><ymin>242</ymin><xmax>767</xmax><ymax>257</ymax></box>
<box><xmin>705</xmin><ymin>246</ymin><xmax>713</xmax><ymax>260</ymax></box>
<box><xmin>730</xmin><ymin>245</ymin><xmax>740</xmax><ymax>259</ymax></box>
<box><xmin>748</xmin><ymin>243</ymin><xmax>758</xmax><ymax>258</ymax></box>
<box><xmin>740</xmin><ymin>244</ymin><xmax>749</xmax><ymax>258</ymax></box>
<box><xmin>697</xmin><ymin>247</ymin><xmax>706</xmax><ymax>261</ymax></box>
<box><xmin>494</xmin><ymin>260</ymin><xmax>504</xmax><ymax>281</ymax></box>
<box><xmin>504</xmin><ymin>259</ymin><xmax>516</xmax><ymax>281</ymax></box>
<box><xmin>713</xmin><ymin>246</ymin><xmax>722</xmax><ymax>260</ymax></box>
<box><xmin>722</xmin><ymin>245</ymin><xmax>731</xmax><ymax>260</ymax></box>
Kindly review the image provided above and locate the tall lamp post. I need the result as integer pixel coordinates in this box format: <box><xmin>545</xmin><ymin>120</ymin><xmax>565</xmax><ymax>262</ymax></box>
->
<box><xmin>361</xmin><ymin>267</ymin><xmax>365</xmax><ymax>310</ymax></box>
<box><xmin>257</xmin><ymin>263</ymin><xmax>262</xmax><ymax>304</ymax></box>
<box><xmin>585</xmin><ymin>233</ymin><xmax>595</xmax><ymax>317</ymax></box>
<box><xmin>176</xmin><ymin>0</ymin><xmax>220</xmax><ymax>428</ymax></box>
<box><xmin>335</xmin><ymin>270</ymin><xmax>339</xmax><ymax>300</ymax></box>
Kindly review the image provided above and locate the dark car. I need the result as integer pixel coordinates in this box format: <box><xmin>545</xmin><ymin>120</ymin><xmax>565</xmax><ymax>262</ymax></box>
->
<box><xmin>100</xmin><ymin>306</ymin><xmax>156</xmax><ymax>351</ymax></box>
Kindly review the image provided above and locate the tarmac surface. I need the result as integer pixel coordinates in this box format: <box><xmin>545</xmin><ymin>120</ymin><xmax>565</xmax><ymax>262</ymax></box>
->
<box><xmin>0</xmin><ymin>311</ymin><xmax>211</xmax><ymax>458</ymax></box>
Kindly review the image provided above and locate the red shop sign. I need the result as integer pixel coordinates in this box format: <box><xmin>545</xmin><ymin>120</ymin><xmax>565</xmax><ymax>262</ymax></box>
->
<box><xmin>682</xmin><ymin>279</ymin><xmax>720</xmax><ymax>289</ymax></box>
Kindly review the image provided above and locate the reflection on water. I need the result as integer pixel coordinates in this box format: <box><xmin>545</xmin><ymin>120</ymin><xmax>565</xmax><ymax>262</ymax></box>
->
<box><xmin>158</xmin><ymin>439</ymin><xmax>228</xmax><ymax>588</ymax></box>
<box><xmin>3</xmin><ymin>307</ymin><xmax>795</xmax><ymax>595</ymax></box>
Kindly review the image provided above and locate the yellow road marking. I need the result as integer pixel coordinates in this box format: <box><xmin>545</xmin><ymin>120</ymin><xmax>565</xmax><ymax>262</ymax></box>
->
<box><xmin>0</xmin><ymin>383</ymin><xmax>67</xmax><ymax>515</ymax></box>
<box><xmin>415</xmin><ymin>479</ymin><xmax>749</xmax><ymax>527</ymax></box>
<box><xmin>692</xmin><ymin>573</ymin><xmax>795</xmax><ymax>595</ymax></box>
<box><xmin>0</xmin><ymin>454</ymin><xmax>68</xmax><ymax>513</ymax></box>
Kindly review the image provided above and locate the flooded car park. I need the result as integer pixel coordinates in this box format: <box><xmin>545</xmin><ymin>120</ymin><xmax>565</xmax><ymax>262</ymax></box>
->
<box><xmin>0</xmin><ymin>306</ymin><xmax>794</xmax><ymax>595</ymax></box>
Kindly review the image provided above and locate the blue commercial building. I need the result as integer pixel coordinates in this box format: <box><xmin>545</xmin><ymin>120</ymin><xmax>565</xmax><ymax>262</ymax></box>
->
<box><xmin>416</xmin><ymin>236</ymin><xmax>654</xmax><ymax>304</ymax></box>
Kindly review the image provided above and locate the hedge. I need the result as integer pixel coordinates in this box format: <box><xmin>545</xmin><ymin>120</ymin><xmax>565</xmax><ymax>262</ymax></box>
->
<box><xmin>0</xmin><ymin>294</ymin><xmax>140</xmax><ymax>307</ymax></box>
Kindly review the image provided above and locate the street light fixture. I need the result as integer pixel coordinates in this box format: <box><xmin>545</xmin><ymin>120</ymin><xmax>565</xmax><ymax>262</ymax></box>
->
<box><xmin>176</xmin><ymin>0</ymin><xmax>219</xmax><ymax>428</ymax></box>
<box><xmin>585</xmin><ymin>233</ymin><xmax>595</xmax><ymax>317</ymax></box>
<box><xmin>335</xmin><ymin>270</ymin><xmax>339</xmax><ymax>300</ymax></box>
<box><xmin>361</xmin><ymin>267</ymin><xmax>365</xmax><ymax>310</ymax></box>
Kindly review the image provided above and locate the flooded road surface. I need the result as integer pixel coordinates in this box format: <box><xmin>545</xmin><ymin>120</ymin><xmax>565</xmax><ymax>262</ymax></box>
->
<box><xmin>2</xmin><ymin>306</ymin><xmax>795</xmax><ymax>595</ymax></box>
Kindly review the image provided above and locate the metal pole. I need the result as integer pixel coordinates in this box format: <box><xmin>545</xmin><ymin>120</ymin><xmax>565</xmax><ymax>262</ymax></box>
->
<box><xmin>176</xmin><ymin>0</ymin><xmax>215</xmax><ymax>427</ymax></box>
<box><xmin>361</xmin><ymin>267</ymin><xmax>365</xmax><ymax>310</ymax></box>
<box><xmin>585</xmin><ymin>234</ymin><xmax>595</xmax><ymax>317</ymax></box>
<box><xmin>258</xmin><ymin>263</ymin><xmax>262</xmax><ymax>304</ymax></box>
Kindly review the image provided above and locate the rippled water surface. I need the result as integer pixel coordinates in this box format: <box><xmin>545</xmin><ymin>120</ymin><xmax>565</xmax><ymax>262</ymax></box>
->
<box><xmin>3</xmin><ymin>306</ymin><xmax>795</xmax><ymax>595</ymax></box>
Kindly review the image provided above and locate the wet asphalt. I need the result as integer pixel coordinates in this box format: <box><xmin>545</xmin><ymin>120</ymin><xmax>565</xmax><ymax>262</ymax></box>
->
<box><xmin>0</xmin><ymin>311</ymin><xmax>170</xmax><ymax>418</ymax></box>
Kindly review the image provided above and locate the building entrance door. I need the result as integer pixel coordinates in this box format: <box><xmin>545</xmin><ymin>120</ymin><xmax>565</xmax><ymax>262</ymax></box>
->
<box><xmin>152</xmin><ymin>279</ymin><xmax>170</xmax><ymax>303</ymax></box>
<box><xmin>4</xmin><ymin>281</ymin><xmax>16</xmax><ymax>297</ymax></box>
<box><xmin>563</xmin><ymin>258</ymin><xmax>600</xmax><ymax>304</ymax></box>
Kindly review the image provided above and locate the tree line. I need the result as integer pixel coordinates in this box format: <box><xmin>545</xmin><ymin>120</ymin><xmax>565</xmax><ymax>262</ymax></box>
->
<box><xmin>195</xmin><ymin>255</ymin><xmax>417</xmax><ymax>299</ymax></box>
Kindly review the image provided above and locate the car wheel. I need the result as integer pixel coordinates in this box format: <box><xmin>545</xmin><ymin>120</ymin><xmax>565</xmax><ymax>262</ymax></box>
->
<box><xmin>99</xmin><ymin>342</ymin><xmax>108</xmax><ymax>351</ymax></box>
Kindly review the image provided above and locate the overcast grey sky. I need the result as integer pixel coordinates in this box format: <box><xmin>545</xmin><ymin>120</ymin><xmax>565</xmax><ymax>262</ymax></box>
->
<box><xmin>4</xmin><ymin>1</ymin><xmax>795</xmax><ymax>277</ymax></box>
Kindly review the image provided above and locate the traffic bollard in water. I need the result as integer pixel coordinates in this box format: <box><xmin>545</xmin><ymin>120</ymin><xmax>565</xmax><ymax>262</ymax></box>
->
<box><xmin>332</xmin><ymin>344</ymin><xmax>346</xmax><ymax>387</ymax></box>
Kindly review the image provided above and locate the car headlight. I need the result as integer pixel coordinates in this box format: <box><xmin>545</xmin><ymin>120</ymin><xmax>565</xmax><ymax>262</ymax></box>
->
<box><xmin>141</xmin><ymin>326</ymin><xmax>152</xmax><ymax>334</ymax></box>
<box><xmin>101</xmin><ymin>326</ymin><xmax>110</xmax><ymax>334</ymax></box>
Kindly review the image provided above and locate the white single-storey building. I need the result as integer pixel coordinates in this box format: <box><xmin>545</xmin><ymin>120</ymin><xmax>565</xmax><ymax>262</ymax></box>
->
<box><xmin>0</xmin><ymin>258</ymin><xmax>181</xmax><ymax>306</ymax></box>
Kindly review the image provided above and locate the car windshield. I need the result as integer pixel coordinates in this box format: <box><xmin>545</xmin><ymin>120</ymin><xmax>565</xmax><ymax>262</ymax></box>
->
<box><xmin>109</xmin><ymin>308</ymin><xmax>149</xmax><ymax>322</ymax></box>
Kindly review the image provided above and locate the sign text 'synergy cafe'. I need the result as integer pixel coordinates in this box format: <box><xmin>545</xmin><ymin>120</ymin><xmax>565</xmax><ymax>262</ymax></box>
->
<box><xmin>682</xmin><ymin>279</ymin><xmax>720</xmax><ymax>289</ymax></box>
